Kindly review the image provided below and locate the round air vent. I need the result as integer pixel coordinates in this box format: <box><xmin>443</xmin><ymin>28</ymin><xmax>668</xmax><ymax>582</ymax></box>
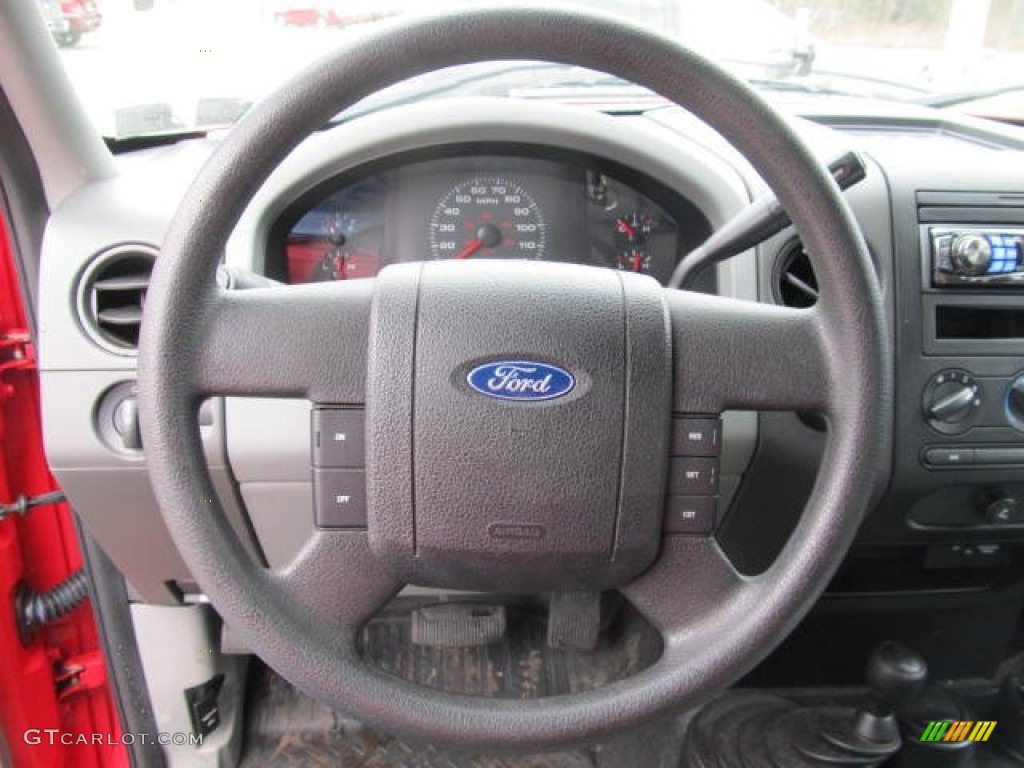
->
<box><xmin>76</xmin><ymin>244</ymin><xmax>157</xmax><ymax>355</ymax></box>
<box><xmin>774</xmin><ymin>240</ymin><xmax>818</xmax><ymax>308</ymax></box>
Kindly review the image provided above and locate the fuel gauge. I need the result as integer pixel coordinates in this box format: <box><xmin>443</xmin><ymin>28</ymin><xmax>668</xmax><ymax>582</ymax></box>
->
<box><xmin>312</xmin><ymin>248</ymin><xmax>379</xmax><ymax>281</ymax></box>
<box><xmin>615</xmin><ymin>211</ymin><xmax>653</xmax><ymax>274</ymax></box>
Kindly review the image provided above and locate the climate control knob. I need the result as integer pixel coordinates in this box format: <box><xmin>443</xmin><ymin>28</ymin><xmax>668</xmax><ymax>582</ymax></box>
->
<box><xmin>951</xmin><ymin>234</ymin><xmax>992</xmax><ymax>276</ymax></box>
<box><xmin>1006</xmin><ymin>375</ymin><xmax>1024</xmax><ymax>432</ymax></box>
<box><xmin>923</xmin><ymin>370</ymin><xmax>981</xmax><ymax>435</ymax></box>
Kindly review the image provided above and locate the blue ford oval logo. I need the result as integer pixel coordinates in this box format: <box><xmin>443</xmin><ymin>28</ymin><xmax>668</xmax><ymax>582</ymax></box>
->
<box><xmin>467</xmin><ymin>361</ymin><xmax>576</xmax><ymax>402</ymax></box>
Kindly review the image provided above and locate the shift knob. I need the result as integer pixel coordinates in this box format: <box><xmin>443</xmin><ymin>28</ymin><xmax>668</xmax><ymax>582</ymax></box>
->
<box><xmin>866</xmin><ymin>641</ymin><xmax>928</xmax><ymax>712</ymax></box>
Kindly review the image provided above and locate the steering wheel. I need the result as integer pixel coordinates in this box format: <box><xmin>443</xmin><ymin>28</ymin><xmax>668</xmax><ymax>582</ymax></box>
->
<box><xmin>138</xmin><ymin>7</ymin><xmax>889</xmax><ymax>750</ymax></box>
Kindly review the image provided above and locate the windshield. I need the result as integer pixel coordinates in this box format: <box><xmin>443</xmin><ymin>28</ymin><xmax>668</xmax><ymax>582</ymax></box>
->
<box><xmin>42</xmin><ymin>0</ymin><xmax>1024</xmax><ymax>139</ymax></box>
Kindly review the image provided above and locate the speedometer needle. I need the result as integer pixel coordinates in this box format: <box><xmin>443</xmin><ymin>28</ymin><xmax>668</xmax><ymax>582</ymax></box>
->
<box><xmin>457</xmin><ymin>239</ymin><xmax>483</xmax><ymax>260</ymax></box>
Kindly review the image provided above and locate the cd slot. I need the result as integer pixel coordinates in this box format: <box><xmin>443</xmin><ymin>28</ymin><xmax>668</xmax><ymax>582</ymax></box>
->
<box><xmin>936</xmin><ymin>305</ymin><xmax>1024</xmax><ymax>340</ymax></box>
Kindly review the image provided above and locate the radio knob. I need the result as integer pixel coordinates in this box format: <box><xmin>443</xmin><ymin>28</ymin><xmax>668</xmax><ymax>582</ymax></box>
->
<box><xmin>923</xmin><ymin>370</ymin><xmax>982</xmax><ymax>434</ymax></box>
<box><xmin>951</xmin><ymin>234</ymin><xmax>992</xmax><ymax>276</ymax></box>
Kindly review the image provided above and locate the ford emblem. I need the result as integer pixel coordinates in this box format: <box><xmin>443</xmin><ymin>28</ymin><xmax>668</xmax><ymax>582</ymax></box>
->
<box><xmin>466</xmin><ymin>360</ymin><xmax>576</xmax><ymax>402</ymax></box>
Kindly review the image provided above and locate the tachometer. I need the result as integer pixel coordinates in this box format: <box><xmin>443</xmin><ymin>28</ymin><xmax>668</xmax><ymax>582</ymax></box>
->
<box><xmin>429</xmin><ymin>177</ymin><xmax>546</xmax><ymax>260</ymax></box>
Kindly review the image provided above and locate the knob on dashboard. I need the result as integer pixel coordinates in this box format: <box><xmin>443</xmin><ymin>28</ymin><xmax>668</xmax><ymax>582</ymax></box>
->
<box><xmin>951</xmin><ymin>234</ymin><xmax>992</xmax><ymax>276</ymax></box>
<box><xmin>1007</xmin><ymin>375</ymin><xmax>1024</xmax><ymax>432</ymax></box>
<box><xmin>986</xmin><ymin>497</ymin><xmax>1022</xmax><ymax>526</ymax></box>
<box><xmin>923</xmin><ymin>370</ymin><xmax>982</xmax><ymax>435</ymax></box>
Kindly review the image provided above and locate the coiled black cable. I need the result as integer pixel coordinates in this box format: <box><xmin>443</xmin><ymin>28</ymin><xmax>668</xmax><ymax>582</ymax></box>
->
<box><xmin>17</xmin><ymin>570</ymin><xmax>89</xmax><ymax>638</ymax></box>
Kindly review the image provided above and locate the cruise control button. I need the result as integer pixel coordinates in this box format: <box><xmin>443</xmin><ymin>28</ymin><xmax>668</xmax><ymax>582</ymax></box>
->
<box><xmin>314</xmin><ymin>469</ymin><xmax>367</xmax><ymax>528</ymax></box>
<box><xmin>312</xmin><ymin>408</ymin><xmax>365</xmax><ymax>468</ymax></box>
<box><xmin>669</xmin><ymin>458</ymin><xmax>719</xmax><ymax>495</ymax></box>
<box><xmin>671</xmin><ymin>417</ymin><xmax>721</xmax><ymax>457</ymax></box>
<box><xmin>924</xmin><ymin>447</ymin><xmax>974</xmax><ymax>466</ymax></box>
<box><xmin>663</xmin><ymin>496</ymin><xmax>716</xmax><ymax>534</ymax></box>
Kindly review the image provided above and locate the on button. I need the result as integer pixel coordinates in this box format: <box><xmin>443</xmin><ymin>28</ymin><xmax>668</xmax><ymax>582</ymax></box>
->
<box><xmin>312</xmin><ymin>409</ymin><xmax>366</xmax><ymax>468</ymax></box>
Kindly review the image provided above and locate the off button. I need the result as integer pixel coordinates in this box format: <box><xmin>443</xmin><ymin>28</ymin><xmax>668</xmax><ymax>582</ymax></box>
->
<box><xmin>314</xmin><ymin>469</ymin><xmax>367</xmax><ymax>528</ymax></box>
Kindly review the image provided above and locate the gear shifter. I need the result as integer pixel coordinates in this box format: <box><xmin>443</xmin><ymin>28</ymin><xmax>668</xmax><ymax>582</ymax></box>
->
<box><xmin>866</xmin><ymin>641</ymin><xmax>928</xmax><ymax>717</ymax></box>
<box><xmin>683</xmin><ymin>646</ymin><xmax>905</xmax><ymax>767</ymax></box>
<box><xmin>865</xmin><ymin>642</ymin><xmax>975</xmax><ymax>768</ymax></box>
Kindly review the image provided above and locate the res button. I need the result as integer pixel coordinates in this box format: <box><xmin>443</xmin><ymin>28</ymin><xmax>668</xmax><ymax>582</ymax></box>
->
<box><xmin>671</xmin><ymin>417</ymin><xmax>721</xmax><ymax>457</ymax></box>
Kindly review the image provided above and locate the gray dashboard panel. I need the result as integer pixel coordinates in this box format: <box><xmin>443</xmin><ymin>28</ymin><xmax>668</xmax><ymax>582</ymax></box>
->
<box><xmin>37</xmin><ymin>145</ymin><xmax>255</xmax><ymax>602</ymax></box>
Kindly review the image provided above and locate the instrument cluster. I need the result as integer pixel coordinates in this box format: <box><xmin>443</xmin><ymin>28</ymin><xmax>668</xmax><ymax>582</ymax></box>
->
<box><xmin>271</xmin><ymin>153</ymin><xmax>712</xmax><ymax>286</ymax></box>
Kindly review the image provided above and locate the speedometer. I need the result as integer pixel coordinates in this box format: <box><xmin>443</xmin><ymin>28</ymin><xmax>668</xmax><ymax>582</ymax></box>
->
<box><xmin>429</xmin><ymin>177</ymin><xmax>546</xmax><ymax>261</ymax></box>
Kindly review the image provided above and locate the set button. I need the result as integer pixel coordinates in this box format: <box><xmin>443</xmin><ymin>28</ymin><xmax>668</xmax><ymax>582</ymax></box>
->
<box><xmin>669</xmin><ymin>457</ymin><xmax>719</xmax><ymax>495</ymax></box>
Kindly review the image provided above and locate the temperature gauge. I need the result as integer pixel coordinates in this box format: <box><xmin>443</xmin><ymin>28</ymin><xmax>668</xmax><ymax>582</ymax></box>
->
<box><xmin>615</xmin><ymin>211</ymin><xmax>653</xmax><ymax>274</ymax></box>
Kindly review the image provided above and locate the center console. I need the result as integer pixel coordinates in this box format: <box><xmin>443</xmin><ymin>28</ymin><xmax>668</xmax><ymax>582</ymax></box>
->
<box><xmin>901</xmin><ymin>192</ymin><xmax>1024</xmax><ymax>534</ymax></box>
<box><xmin>729</xmin><ymin>135</ymin><xmax>1024</xmax><ymax>686</ymax></box>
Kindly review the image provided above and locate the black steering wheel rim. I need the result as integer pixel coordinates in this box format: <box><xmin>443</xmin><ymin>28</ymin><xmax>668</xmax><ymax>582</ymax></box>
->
<box><xmin>138</xmin><ymin>7</ymin><xmax>890</xmax><ymax>750</ymax></box>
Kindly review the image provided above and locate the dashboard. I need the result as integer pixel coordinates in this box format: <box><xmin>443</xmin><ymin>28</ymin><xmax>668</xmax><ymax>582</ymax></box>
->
<box><xmin>270</xmin><ymin>153</ymin><xmax>708</xmax><ymax>286</ymax></box>
<box><xmin>34</xmin><ymin>91</ymin><xmax>1024</xmax><ymax>681</ymax></box>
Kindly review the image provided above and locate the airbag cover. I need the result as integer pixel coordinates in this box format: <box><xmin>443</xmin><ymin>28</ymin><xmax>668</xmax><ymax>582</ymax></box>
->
<box><xmin>366</xmin><ymin>260</ymin><xmax>670</xmax><ymax>591</ymax></box>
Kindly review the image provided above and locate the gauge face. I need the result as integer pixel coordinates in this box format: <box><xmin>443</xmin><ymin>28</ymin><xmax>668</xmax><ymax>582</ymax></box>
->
<box><xmin>430</xmin><ymin>177</ymin><xmax>546</xmax><ymax>261</ymax></box>
<box><xmin>614</xmin><ymin>211</ymin><xmax>654</xmax><ymax>274</ymax></box>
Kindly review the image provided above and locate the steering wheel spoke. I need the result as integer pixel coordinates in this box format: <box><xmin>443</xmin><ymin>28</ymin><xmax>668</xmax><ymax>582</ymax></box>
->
<box><xmin>621</xmin><ymin>536</ymin><xmax>745</xmax><ymax>642</ymax></box>
<box><xmin>667</xmin><ymin>291</ymin><xmax>830</xmax><ymax>414</ymax></box>
<box><xmin>194</xmin><ymin>280</ymin><xmax>373</xmax><ymax>402</ymax></box>
<box><xmin>272</xmin><ymin>530</ymin><xmax>403</xmax><ymax>629</ymax></box>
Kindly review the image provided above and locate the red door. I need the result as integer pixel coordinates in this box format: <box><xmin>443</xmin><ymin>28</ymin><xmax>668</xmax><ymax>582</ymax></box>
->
<box><xmin>0</xmin><ymin>212</ymin><xmax>126</xmax><ymax>767</ymax></box>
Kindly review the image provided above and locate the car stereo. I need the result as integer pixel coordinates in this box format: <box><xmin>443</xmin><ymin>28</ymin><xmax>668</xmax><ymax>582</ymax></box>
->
<box><xmin>929</xmin><ymin>226</ymin><xmax>1024</xmax><ymax>287</ymax></box>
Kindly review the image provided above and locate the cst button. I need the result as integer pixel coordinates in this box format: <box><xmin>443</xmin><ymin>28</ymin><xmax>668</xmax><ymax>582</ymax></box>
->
<box><xmin>664</xmin><ymin>496</ymin><xmax>716</xmax><ymax>534</ymax></box>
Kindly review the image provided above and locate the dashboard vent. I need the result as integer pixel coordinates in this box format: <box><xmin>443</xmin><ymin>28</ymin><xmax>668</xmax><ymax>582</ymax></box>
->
<box><xmin>774</xmin><ymin>240</ymin><xmax>818</xmax><ymax>308</ymax></box>
<box><xmin>76</xmin><ymin>245</ymin><xmax>157</xmax><ymax>354</ymax></box>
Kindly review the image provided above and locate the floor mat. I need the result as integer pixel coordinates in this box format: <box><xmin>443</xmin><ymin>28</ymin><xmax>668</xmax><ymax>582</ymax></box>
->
<box><xmin>238</xmin><ymin>601</ymin><xmax>681</xmax><ymax>768</ymax></box>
